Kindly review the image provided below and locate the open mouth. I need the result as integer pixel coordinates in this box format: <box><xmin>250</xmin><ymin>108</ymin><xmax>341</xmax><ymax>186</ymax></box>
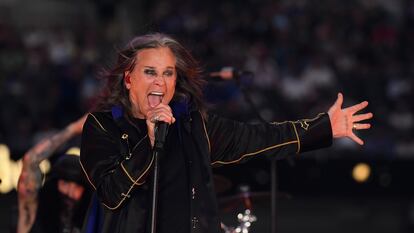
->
<box><xmin>148</xmin><ymin>91</ymin><xmax>164</xmax><ymax>108</ymax></box>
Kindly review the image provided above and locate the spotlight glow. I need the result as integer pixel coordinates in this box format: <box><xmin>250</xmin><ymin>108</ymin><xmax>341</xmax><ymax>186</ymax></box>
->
<box><xmin>352</xmin><ymin>163</ymin><xmax>371</xmax><ymax>183</ymax></box>
<box><xmin>0</xmin><ymin>144</ymin><xmax>51</xmax><ymax>194</ymax></box>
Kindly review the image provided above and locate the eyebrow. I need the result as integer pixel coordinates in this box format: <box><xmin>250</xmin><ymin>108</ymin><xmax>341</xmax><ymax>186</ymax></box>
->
<box><xmin>143</xmin><ymin>66</ymin><xmax>175</xmax><ymax>69</ymax></box>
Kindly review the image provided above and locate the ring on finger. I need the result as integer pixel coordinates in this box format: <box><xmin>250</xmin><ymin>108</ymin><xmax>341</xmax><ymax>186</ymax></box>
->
<box><xmin>352</xmin><ymin>123</ymin><xmax>357</xmax><ymax>130</ymax></box>
<box><xmin>152</xmin><ymin>115</ymin><xmax>160</xmax><ymax>122</ymax></box>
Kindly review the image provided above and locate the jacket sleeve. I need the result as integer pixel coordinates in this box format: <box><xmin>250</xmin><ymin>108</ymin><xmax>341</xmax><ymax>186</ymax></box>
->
<box><xmin>79</xmin><ymin>113</ymin><xmax>153</xmax><ymax>210</ymax></box>
<box><xmin>207</xmin><ymin>113</ymin><xmax>333</xmax><ymax>166</ymax></box>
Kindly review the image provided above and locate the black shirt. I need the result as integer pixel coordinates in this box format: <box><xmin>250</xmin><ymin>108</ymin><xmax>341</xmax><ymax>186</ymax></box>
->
<box><xmin>134</xmin><ymin>119</ymin><xmax>190</xmax><ymax>233</ymax></box>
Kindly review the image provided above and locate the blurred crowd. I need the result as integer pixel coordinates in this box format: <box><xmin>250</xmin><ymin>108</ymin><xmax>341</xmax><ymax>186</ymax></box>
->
<box><xmin>1</xmin><ymin>0</ymin><xmax>413</xmax><ymax>159</ymax></box>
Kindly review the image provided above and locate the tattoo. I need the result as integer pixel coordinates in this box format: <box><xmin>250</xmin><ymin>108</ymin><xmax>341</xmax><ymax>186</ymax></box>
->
<box><xmin>28</xmin><ymin>127</ymin><xmax>73</xmax><ymax>165</ymax></box>
<box><xmin>17</xmin><ymin>125</ymin><xmax>77</xmax><ymax>233</ymax></box>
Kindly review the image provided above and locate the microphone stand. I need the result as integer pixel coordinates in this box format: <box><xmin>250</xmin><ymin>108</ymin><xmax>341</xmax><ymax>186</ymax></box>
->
<box><xmin>150</xmin><ymin>149</ymin><xmax>161</xmax><ymax>233</ymax></box>
<box><xmin>236</xmin><ymin>73</ymin><xmax>278</xmax><ymax>233</ymax></box>
<box><xmin>150</xmin><ymin>123</ymin><xmax>168</xmax><ymax>233</ymax></box>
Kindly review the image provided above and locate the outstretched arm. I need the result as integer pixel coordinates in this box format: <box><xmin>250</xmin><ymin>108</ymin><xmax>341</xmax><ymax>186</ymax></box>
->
<box><xmin>17</xmin><ymin>115</ymin><xmax>87</xmax><ymax>233</ymax></box>
<box><xmin>328</xmin><ymin>93</ymin><xmax>373</xmax><ymax>145</ymax></box>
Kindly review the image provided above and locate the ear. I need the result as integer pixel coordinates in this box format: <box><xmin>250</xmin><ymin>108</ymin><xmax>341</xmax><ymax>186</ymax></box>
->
<box><xmin>124</xmin><ymin>71</ymin><xmax>131</xmax><ymax>89</ymax></box>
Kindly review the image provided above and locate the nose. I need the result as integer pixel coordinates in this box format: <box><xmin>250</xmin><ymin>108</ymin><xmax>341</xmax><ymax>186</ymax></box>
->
<box><xmin>153</xmin><ymin>74</ymin><xmax>166</xmax><ymax>86</ymax></box>
<box><xmin>68</xmin><ymin>182</ymin><xmax>84</xmax><ymax>201</ymax></box>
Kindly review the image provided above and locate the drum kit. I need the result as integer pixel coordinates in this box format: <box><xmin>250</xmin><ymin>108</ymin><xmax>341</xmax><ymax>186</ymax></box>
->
<box><xmin>214</xmin><ymin>175</ymin><xmax>268</xmax><ymax>233</ymax></box>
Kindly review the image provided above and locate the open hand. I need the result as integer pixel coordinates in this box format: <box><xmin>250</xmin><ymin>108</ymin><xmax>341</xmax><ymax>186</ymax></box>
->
<box><xmin>328</xmin><ymin>93</ymin><xmax>373</xmax><ymax>145</ymax></box>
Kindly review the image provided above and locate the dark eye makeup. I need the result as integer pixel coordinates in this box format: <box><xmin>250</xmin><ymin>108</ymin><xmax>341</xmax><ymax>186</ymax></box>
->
<box><xmin>144</xmin><ymin>69</ymin><xmax>157</xmax><ymax>76</ymax></box>
<box><xmin>142</xmin><ymin>67</ymin><xmax>176</xmax><ymax>78</ymax></box>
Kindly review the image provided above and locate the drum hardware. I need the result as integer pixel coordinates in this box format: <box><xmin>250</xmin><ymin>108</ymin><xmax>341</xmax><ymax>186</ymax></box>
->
<box><xmin>220</xmin><ymin>185</ymin><xmax>257</xmax><ymax>233</ymax></box>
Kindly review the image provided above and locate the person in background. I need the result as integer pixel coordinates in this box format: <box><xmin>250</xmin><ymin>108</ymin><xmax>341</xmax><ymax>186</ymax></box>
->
<box><xmin>29</xmin><ymin>150</ymin><xmax>92</xmax><ymax>233</ymax></box>
<box><xmin>80</xmin><ymin>33</ymin><xmax>373</xmax><ymax>233</ymax></box>
<box><xmin>17</xmin><ymin>115</ymin><xmax>87</xmax><ymax>233</ymax></box>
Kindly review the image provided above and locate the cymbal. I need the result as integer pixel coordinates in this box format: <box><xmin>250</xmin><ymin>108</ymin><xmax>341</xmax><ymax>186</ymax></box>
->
<box><xmin>218</xmin><ymin>191</ymin><xmax>268</xmax><ymax>211</ymax></box>
<box><xmin>213</xmin><ymin>174</ymin><xmax>232</xmax><ymax>194</ymax></box>
<box><xmin>218</xmin><ymin>191</ymin><xmax>291</xmax><ymax>212</ymax></box>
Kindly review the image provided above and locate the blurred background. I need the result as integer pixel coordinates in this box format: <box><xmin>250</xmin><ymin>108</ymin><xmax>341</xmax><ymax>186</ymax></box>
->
<box><xmin>1</xmin><ymin>0</ymin><xmax>414</xmax><ymax>232</ymax></box>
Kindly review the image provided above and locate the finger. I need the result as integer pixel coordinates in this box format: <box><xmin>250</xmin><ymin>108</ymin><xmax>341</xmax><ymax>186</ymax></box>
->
<box><xmin>153</xmin><ymin>103</ymin><xmax>172</xmax><ymax>112</ymax></box>
<box><xmin>346</xmin><ymin>101</ymin><xmax>368</xmax><ymax>114</ymax></box>
<box><xmin>149</xmin><ymin>106</ymin><xmax>174</xmax><ymax>117</ymax></box>
<box><xmin>333</xmin><ymin>92</ymin><xmax>343</xmax><ymax>109</ymax></box>
<box><xmin>353</xmin><ymin>123</ymin><xmax>371</xmax><ymax>130</ymax></box>
<box><xmin>349</xmin><ymin>133</ymin><xmax>364</xmax><ymax>145</ymax></box>
<box><xmin>155</xmin><ymin>113</ymin><xmax>174</xmax><ymax>124</ymax></box>
<box><xmin>149</xmin><ymin>106</ymin><xmax>171</xmax><ymax>117</ymax></box>
<box><xmin>152</xmin><ymin>109</ymin><xmax>173</xmax><ymax>118</ymax></box>
<box><xmin>153</xmin><ymin>109</ymin><xmax>174</xmax><ymax>119</ymax></box>
<box><xmin>153</xmin><ymin>110</ymin><xmax>174</xmax><ymax>122</ymax></box>
<box><xmin>352</xmin><ymin>113</ymin><xmax>373</xmax><ymax>122</ymax></box>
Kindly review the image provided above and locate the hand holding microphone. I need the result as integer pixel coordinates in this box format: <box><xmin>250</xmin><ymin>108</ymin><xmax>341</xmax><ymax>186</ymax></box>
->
<box><xmin>146</xmin><ymin>103</ymin><xmax>175</xmax><ymax>149</ymax></box>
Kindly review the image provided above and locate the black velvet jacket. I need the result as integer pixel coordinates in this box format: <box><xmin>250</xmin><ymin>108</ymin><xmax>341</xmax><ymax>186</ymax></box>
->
<box><xmin>80</xmin><ymin>109</ymin><xmax>332</xmax><ymax>233</ymax></box>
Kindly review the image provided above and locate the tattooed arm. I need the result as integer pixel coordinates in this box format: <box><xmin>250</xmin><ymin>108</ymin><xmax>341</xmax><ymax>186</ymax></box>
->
<box><xmin>17</xmin><ymin>115</ymin><xmax>87</xmax><ymax>233</ymax></box>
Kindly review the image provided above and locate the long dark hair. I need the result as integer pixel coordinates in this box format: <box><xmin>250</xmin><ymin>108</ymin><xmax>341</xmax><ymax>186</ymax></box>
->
<box><xmin>96</xmin><ymin>33</ymin><xmax>205</xmax><ymax>118</ymax></box>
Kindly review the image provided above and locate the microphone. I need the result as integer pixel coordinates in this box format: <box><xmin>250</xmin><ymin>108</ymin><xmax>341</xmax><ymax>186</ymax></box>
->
<box><xmin>154</xmin><ymin>122</ymin><xmax>169</xmax><ymax>152</ymax></box>
<box><xmin>209</xmin><ymin>67</ymin><xmax>252</xmax><ymax>80</ymax></box>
